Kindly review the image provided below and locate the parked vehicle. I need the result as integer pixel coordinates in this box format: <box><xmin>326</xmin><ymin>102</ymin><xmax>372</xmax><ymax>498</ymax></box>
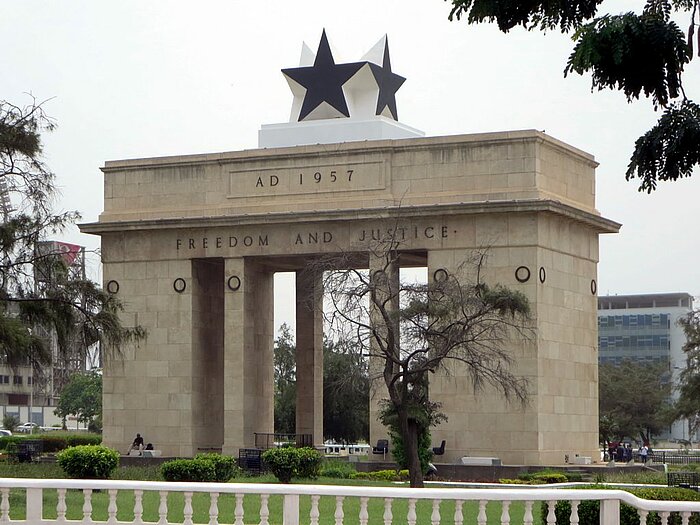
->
<box><xmin>0</xmin><ymin>429</ymin><xmax>12</xmax><ymax>437</ymax></box>
<box><xmin>16</xmin><ymin>422</ymin><xmax>40</xmax><ymax>433</ymax></box>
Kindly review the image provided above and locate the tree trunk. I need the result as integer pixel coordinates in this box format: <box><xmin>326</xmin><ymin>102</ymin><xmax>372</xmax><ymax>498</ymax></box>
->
<box><xmin>399</xmin><ymin>411</ymin><xmax>424</xmax><ymax>488</ymax></box>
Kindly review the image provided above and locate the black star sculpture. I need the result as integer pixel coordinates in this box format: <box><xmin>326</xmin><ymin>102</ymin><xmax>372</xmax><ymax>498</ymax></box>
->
<box><xmin>282</xmin><ymin>30</ymin><xmax>365</xmax><ymax>121</ymax></box>
<box><xmin>368</xmin><ymin>38</ymin><xmax>405</xmax><ymax>121</ymax></box>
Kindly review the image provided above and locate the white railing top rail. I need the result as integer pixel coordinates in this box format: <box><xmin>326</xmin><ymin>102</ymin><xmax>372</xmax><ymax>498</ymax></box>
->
<box><xmin>3</xmin><ymin>477</ymin><xmax>700</xmax><ymax>513</ymax></box>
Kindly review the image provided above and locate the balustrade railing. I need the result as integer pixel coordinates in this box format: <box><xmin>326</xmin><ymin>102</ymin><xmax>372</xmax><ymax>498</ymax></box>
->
<box><xmin>3</xmin><ymin>478</ymin><xmax>700</xmax><ymax>525</ymax></box>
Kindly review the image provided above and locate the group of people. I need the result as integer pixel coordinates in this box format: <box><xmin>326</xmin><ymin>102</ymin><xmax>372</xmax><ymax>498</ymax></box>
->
<box><xmin>126</xmin><ymin>433</ymin><xmax>154</xmax><ymax>455</ymax></box>
<box><xmin>607</xmin><ymin>442</ymin><xmax>651</xmax><ymax>463</ymax></box>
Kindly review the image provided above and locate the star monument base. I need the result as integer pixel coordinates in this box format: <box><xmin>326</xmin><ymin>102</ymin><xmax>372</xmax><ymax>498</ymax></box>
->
<box><xmin>258</xmin><ymin>116</ymin><xmax>424</xmax><ymax>148</ymax></box>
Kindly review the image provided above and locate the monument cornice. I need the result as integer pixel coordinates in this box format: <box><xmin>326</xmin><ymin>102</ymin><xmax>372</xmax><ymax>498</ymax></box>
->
<box><xmin>101</xmin><ymin>130</ymin><xmax>598</xmax><ymax>172</ymax></box>
<box><xmin>80</xmin><ymin>199</ymin><xmax>620</xmax><ymax>235</ymax></box>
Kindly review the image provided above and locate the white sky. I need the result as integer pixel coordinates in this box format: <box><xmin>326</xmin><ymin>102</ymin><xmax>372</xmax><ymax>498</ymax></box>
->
<box><xmin>2</xmin><ymin>0</ymin><xmax>698</xmax><ymax>333</ymax></box>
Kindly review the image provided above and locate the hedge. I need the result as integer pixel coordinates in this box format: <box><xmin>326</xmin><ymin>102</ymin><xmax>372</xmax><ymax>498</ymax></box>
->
<box><xmin>161</xmin><ymin>458</ymin><xmax>216</xmax><ymax>482</ymax></box>
<box><xmin>56</xmin><ymin>445</ymin><xmax>119</xmax><ymax>479</ymax></box>
<box><xmin>261</xmin><ymin>447</ymin><xmax>323</xmax><ymax>483</ymax></box>
<box><xmin>0</xmin><ymin>433</ymin><xmax>100</xmax><ymax>453</ymax></box>
<box><xmin>541</xmin><ymin>485</ymin><xmax>700</xmax><ymax>525</ymax></box>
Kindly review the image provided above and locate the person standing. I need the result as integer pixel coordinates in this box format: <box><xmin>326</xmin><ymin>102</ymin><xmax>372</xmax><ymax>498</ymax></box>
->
<box><xmin>640</xmin><ymin>444</ymin><xmax>649</xmax><ymax>464</ymax></box>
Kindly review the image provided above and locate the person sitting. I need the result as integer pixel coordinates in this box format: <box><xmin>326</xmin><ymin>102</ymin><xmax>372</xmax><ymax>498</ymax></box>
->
<box><xmin>145</xmin><ymin>443</ymin><xmax>154</xmax><ymax>451</ymax></box>
<box><xmin>127</xmin><ymin>433</ymin><xmax>145</xmax><ymax>454</ymax></box>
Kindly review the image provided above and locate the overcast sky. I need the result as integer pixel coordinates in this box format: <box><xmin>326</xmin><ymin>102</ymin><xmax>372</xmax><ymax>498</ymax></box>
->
<box><xmin>2</xmin><ymin>0</ymin><xmax>698</xmax><ymax>332</ymax></box>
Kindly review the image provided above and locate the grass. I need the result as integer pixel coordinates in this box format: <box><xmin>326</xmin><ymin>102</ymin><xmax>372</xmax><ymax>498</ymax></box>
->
<box><xmin>0</xmin><ymin>462</ymin><xmax>543</xmax><ymax>524</ymax></box>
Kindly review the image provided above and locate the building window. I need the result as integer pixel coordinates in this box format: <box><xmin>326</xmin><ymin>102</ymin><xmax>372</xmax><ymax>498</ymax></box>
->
<box><xmin>27</xmin><ymin>377</ymin><xmax>32</xmax><ymax>385</ymax></box>
<box><xmin>13</xmin><ymin>376</ymin><xmax>22</xmax><ymax>385</ymax></box>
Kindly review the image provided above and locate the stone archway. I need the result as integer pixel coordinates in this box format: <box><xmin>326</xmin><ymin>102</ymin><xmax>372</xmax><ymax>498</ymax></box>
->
<box><xmin>82</xmin><ymin>131</ymin><xmax>619</xmax><ymax>463</ymax></box>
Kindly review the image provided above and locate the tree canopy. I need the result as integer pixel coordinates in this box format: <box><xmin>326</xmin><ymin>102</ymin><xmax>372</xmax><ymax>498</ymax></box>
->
<box><xmin>674</xmin><ymin>309</ymin><xmax>700</xmax><ymax>433</ymax></box>
<box><xmin>446</xmin><ymin>0</ymin><xmax>700</xmax><ymax>192</ymax></box>
<box><xmin>598</xmin><ymin>359</ymin><xmax>673</xmax><ymax>445</ymax></box>
<box><xmin>0</xmin><ymin>97</ymin><xmax>144</xmax><ymax>370</ymax></box>
<box><xmin>54</xmin><ymin>370</ymin><xmax>102</xmax><ymax>428</ymax></box>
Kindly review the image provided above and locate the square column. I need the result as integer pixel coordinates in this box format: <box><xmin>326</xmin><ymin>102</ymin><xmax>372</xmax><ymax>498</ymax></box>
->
<box><xmin>223</xmin><ymin>258</ymin><xmax>274</xmax><ymax>454</ymax></box>
<box><xmin>295</xmin><ymin>269</ymin><xmax>324</xmax><ymax>446</ymax></box>
<box><xmin>368</xmin><ymin>252</ymin><xmax>400</xmax><ymax>455</ymax></box>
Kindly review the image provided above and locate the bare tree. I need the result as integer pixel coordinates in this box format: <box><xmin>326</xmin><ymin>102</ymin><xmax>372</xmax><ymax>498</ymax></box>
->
<box><xmin>312</xmin><ymin>233</ymin><xmax>532</xmax><ymax>487</ymax></box>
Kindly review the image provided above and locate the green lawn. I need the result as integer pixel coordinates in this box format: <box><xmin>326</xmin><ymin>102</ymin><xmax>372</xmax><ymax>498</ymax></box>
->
<box><xmin>0</xmin><ymin>463</ymin><xmax>543</xmax><ymax>524</ymax></box>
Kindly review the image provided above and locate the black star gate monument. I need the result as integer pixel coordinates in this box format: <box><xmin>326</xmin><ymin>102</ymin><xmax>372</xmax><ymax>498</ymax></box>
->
<box><xmin>82</xmin><ymin>31</ymin><xmax>619</xmax><ymax>465</ymax></box>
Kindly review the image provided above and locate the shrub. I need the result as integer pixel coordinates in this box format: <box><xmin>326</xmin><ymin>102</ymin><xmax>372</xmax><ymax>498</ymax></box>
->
<box><xmin>261</xmin><ymin>447</ymin><xmax>324</xmax><ymax>483</ymax></box>
<box><xmin>519</xmin><ymin>470</ymin><xmax>569</xmax><ymax>484</ymax></box>
<box><xmin>296</xmin><ymin>447</ymin><xmax>323</xmax><ymax>479</ymax></box>
<box><xmin>349</xmin><ymin>469</ymin><xmax>406</xmax><ymax>481</ymax></box>
<box><xmin>499</xmin><ymin>478</ymin><xmax>530</xmax><ymax>484</ymax></box>
<box><xmin>57</xmin><ymin>445</ymin><xmax>119</xmax><ymax>479</ymax></box>
<box><xmin>194</xmin><ymin>453</ymin><xmax>239</xmax><ymax>482</ymax></box>
<box><xmin>2</xmin><ymin>415</ymin><xmax>18</xmax><ymax>433</ymax></box>
<box><xmin>320</xmin><ymin>459</ymin><xmax>356</xmax><ymax>479</ymax></box>
<box><xmin>161</xmin><ymin>458</ymin><xmax>216</xmax><ymax>482</ymax></box>
<box><xmin>66</xmin><ymin>434</ymin><xmax>102</xmax><ymax>447</ymax></box>
<box><xmin>541</xmin><ymin>485</ymin><xmax>700</xmax><ymax>525</ymax></box>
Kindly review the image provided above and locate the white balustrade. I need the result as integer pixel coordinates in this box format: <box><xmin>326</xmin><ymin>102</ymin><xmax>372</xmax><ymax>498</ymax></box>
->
<box><xmin>2</xmin><ymin>478</ymin><xmax>700</xmax><ymax>525</ymax></box>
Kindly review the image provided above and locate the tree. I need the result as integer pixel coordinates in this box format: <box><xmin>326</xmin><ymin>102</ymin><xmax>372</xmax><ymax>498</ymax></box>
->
<box><xmin>316</xmin><ymin>239</ymin><xmax>531</xmax><ymax>487</ymax></box>
<box><xmin>598</xmin><ymin>359</ymin><xmax>673</xmax><ymax>445</ymax></box>
<box><xmin>674</xmin><ymin>309</ymin><xmax>700</xmax><ymax>435</ymax></box>
<box><xmin>274</xmin><ymin>324</ymin><xmax>296</xmax><ymax>434</ymax></box>
<box><xmin>54</xmin><ymin>370</ymin><xmax>102</xmax><ymax>429</ymax></box>
<box><xmin>445</xmin><ymin>0</ymin><xmax>700</xmax><ymax>192</ymax></box>
<box><xmin>273</xmin><ymin>324</ymin><xmax>371</xmax><ymax>443</ymax></box>
<box><xmin>0</xmin><ymin>97</ymin><xmax>143</xmax><ymax>370</ymax></box>
<box><xmin>323</xmin><ymin>338</ymin><xmax>370</xmax><ymax>445</ymax></box>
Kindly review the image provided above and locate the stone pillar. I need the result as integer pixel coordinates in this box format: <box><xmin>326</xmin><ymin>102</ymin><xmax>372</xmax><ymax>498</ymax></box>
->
<box><xmin>222</xmin><ymin>258</ymin><xmax>274</xmax><ymax>454</ymax></box>
<box><xmin>191</xmin><ymin>258</ymin><xmax>224</xmax><ymax>451</ymax></box>
<box><xmin>368</xmin><ymin>252</ymin><xmax>400</xmax><ymax>455</ymax></box>
<box><xmin>295</xmin><ymin>269</ymin><xmax>324</xmax><ymax>446</ymax></box>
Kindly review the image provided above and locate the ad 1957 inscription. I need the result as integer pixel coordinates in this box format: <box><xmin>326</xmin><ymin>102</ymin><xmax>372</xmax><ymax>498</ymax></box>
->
<box><xmin>228</xmin><ymin>160</ymin><xmax>386</xmax><ymax>199</ymax></box>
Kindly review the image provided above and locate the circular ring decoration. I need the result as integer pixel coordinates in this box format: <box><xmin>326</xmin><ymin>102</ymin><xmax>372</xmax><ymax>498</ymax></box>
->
<box><xmin>539</xmin><ymin>267</ymin><xmax>546</xmax><ymax>284</ymax></box>
<box><xmin>515</xmin><ymin>266</ymin><xmax>531</xmax><ymax>283</ymax></box>
<box><xmin>173</xmin><ymin>278</ymin><xmax>186</xmax><ymax>293</ymax></box>
<box><xmin>106</xmin><ymin>280</ymin><xmax>120</xmax><ymax>294</ymax></box>
<box><xmin>591</xmin><ymin>279</ymin><xmax>597</xmax><ymax>295</ymax></box>
<box><xmin>227</xmin><ymin>275</ymin><xmax>241</xmax><ymax>291</ymax></box>
<box><xmin>433</xmin><ymin>268</ymin><xmax>448</xmax><ymax>283</ymax></box>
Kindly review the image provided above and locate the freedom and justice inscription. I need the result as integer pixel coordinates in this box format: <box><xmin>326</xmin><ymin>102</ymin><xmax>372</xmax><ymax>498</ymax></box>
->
<box><xmin>228</xmin><ymin>160</ymin><xmax>386</xmax><ymax>198</ymax></box>
<box><xmin>175</xmin><ymin>224</ymin><xmax>451</xmax><ymax>252</ymax></box>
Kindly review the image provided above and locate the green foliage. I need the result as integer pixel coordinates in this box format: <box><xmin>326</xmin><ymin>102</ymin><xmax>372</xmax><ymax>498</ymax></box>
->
<box><xmin>566</xmin><ymin>9</ymin><xmax>688</xmax><ymax>108</ymax></box>
<box><xmin>349</xmin><ymin>469</ymin><xmax>409</xmax><ymax>481</ymax></box>
<box><xmin>444</xmin><ymin>1</ymin><xmax>700</xmax><ymax>191</ymax></box>
<box><xmin>55</xmin><ymin>371</ymin><xmax>102</xmax><ymax>426</ymax></box>
<box><xmin>542</xmin><ymin>485</ymin><xmax>700</xmax><ymax>525</ymax></box>
<box><xmin>2</xmin><ymin>414</ymin><xmax>18</xmax><ymax>432</ymax></box>
<box><xmin>319</xmin><ymin>459</ymin><xmax>357</xmax><ymax>479</ymax></box>
<box><xmin>379</xmin><ymin>398</ymin><xmax>443</xmax><ymax>475</ymax></box>
<box><xmin>56</xmin><ymin>445</ymin><xmax>119</xmax><ymax>479</ymax></box>
<box><xmin>65</xmin><ymin>433</ymin><xmax>102</xmax><ymax>447</ymax></box>
<box><xmin>0</xmin><ymin>97</ymin><xmax>145</xmax><ymax>371</ymax></box>
<box><xmin>447</xmin><ymin>0</ymin><xmax>602</xmax><ymax>32</ymax></box>
<box><xmin>518</xmin><ymin>470</ymin><xmax>569</xmax><ymax>484</ymax></box>
<box><xmin>599</xmin><ymin>359</ymin><xmax>673</xmax><ymax>445</ymax></box>
<box><xmin>274</xmin><ymin>324</ymin><xmax>296</xmax><ymax>434</ymax></box>
<box><xmin>324</xmin><ymin>338</ymin><xmax>369</xmax><ymax>445</ymax></box>
<box><xmin>261</xmin><ymin>447</ymin><xmax>323</xmax><ymax>483</ymax></box>
<box><xmin>0</xmin><ymin>432</ymin><xmax>100</xmax><ymax>452</ymax></box>
<box><xmin>674</xmin><ymin>310</ymin><xmax>700</xmax><ymax>427</ymax></box>
<box><xmin>161</xmin><ymin>458</ymin><xmax>216</xmax><ymax>482</ymax></box>
<box><xmin>193</xmin><ymin>453</ymin><xmax>239</xmax><ymax>482</ymax></box>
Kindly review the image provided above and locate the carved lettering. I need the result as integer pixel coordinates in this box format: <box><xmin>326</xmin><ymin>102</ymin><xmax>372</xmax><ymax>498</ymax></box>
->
<box><xmin>256</xmin><ymin>177</ymin><xmax>263</xmax><ymax>187</ymax></box>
